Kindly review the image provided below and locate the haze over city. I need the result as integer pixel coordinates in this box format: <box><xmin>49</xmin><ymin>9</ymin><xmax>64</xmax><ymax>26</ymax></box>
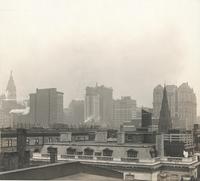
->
<box><xmin>0</xmin><ymin>0</ymin><xmax>199</xmax><ymax>112</ymax></box>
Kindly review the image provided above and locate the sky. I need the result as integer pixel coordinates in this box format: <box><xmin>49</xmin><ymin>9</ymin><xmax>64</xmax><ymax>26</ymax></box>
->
<box><xmin>0</xmin><ymin>0</ymin><xmax>199</xmax><ymax>113</ymax></box>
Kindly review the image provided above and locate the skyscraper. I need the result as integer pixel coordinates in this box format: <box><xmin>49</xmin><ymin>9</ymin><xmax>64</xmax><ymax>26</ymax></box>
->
<box><xmin>84</xmin><ymin>85</ymin><xmax>113</xmax><ymax>127</ymax></box>
<box><xmin>113</xmin><ymin>96</ymin><xmax>137</xmax><ymax>128</ymax></box>
<box><xmin>177</xmin><ymin>83</ymin><xmax>197</xmax><ymax>130</ymax></box>
<box><xmin>153</xmin><ymin>83</ymin><xmax>196</xmax><ymax>130</ymax></box>
<box><xmin>158</xmin><ymin>86</ymin><xmax>172</xmax><ymax>133</ymax></box>
<box><xmin>29</xmin><ymin>88</ymin><xmax>64</xmax><ymax>128</ymax></box>
<box><xmin>84</xmin><ymin>87</ymin><xmax>100</xmax><ymax>124</ymax></box>
<box><xmin>64</xmin><ymin>100</ymin><xmax>84</xmax><ymax>126</ymax></box>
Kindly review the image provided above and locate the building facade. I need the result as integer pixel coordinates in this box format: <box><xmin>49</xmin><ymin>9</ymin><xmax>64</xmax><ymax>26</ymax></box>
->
<box><xmin>29</xmin><ymin>88</ymin><xmax>64</xmax><ymax>128</ymax></box>
<box><xmin>0</xmin><ymin>72</ymin><xmax>25</xmax><ymax>128</ymax></box>
<box><xmin>84</xmin><ymin>85</ymin><xmax>113</xmax><ymax>127</ymax></box>
<box><xmin>113</xmin><ymin>96</ymin><xmax>136</xmax><ymax>128</ymax></box>
<box><xmin>64</xmin><ymin>100</ymin><xmax>84</xmax><ymax>126</ymax></box>
<box><xmin>37</xmin><ymin>128</ymin><xmax>199</xmax><ymax>181</ymax></box>
<box><xmin>153</xmin><ymin>83</ymin><xmax>197</xmax><ymax>130</ymax></box>
<box><xmin>177</xmin><ymin>83</ymin><xmax>197</xmax><ymax>130</ymax></box>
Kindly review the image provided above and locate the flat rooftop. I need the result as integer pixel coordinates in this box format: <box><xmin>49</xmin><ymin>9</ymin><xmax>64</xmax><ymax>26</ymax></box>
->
<box><xmin>53</xmin><ymin>173</ymin><xmax>122</xmax><ymax>180</ymax></box>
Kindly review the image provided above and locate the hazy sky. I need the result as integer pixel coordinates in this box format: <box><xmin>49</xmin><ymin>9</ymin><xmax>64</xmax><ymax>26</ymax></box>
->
<box><xmin>0</xmin><ymin>0</ymin><xmax>199</xmax><ymax>112</ymax></box>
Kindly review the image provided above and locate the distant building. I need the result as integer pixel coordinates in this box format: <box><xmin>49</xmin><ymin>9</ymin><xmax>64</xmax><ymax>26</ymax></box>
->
<box><xmin>178</xmin><ymin>83</ymin><xmax>197</xmax><ymax>130</ymax></box>
<box><xmin>158</xmin><ymin>86</ymin><xmax>172</xmax><ymax>133</ymax></box>
<box><xmin>10</xmin><ymin>107</ymin><xmax>30</xmax><ymax>128</ymax></box>
<box><xmin>29</xmin><ymin>88</ymin><xmax>64</xmax><ymax>128</ymax></box>
<box><xmin>113</xmin><ymin>96</ymin><xmax>136</xmax><ymax>128</ymax></box>
<box><xmin>84</xmin><ymin>85</ymin><xmax>113</xmax><ymax>127</ymax></box>
<box><xmin>64</xmin><ymin>100</ymin><xmax>84</xmax><ymax>126</ymax></box>
<box><xmin>0</xmin><ymin>109</ymin><xmax>12</xmax><ymax>128</ymax></box>
<box><xmin>153</xmin><ymin>85</ymin><xmax>177</xmax><ymax>121</ymax></box>
<box><xmin>134</xmin><ymin>107</ymin><xmax>153</xmax><ymax>119</ymax></box>
<box><xmin>0</xmin><ymin>71</ymin><xmax>26</xmax><ymax>128</ymax></box>
<box><xmin>1</xmin><ymin>71</ymin><xmax>18</xmax><ymax>113</ymax></box>
<box><xmin>141</xmin><ymin>109</ymin><xmax>152</xmax><ymax>128</ymax></box>
<box><xmin>153</xmin><ymin>83</ymin><xmax>197</xmax><ymax>130</ymax></box>
<box><xmin>6</xmin><ymin>71</ymin><xmax>16</xmax><ymax>100</ymax></box>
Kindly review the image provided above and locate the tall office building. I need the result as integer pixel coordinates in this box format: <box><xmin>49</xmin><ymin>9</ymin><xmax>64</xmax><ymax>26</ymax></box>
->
<box><xmin>113</xmin><ymin>96</ymin><xmax>137</xmax><ymax>128</ymax></box>
<box><xmin>177</xmin><ymin>83</ymin><xmax>197</xmax><ymax>130</ymax></box>
<box><xmin>29</xmin><ymin>88</ymin><xmax>64</xmax><ymax>128</ymax></box>
<box><xmin>84</xmin><ymin>85</ymin><xmax>113</xmax><ymax>127</ymax></box>
<box><xmin>64</xmin><ymin>100</ymin><xmax>84</xmax><ymax>126</ymax></box>
<box><xmin>153</xmin><ymin>83</ymin><xmax>196</xmax><ymax>130</ymax></box>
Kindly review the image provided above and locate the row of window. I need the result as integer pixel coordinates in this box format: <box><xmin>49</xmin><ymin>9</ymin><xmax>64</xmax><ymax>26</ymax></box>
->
<box><xmin>1</xmin><ymin>137</ymin><xmax>59</xmax><ymax>147</ymax></box>
<box><xmin>1</xmin><ymin>139</ymin><xmax>17</xmax><ymax>147</ymax></box>
<box><xmin>66</xmin><ymin>147</ymin><xmax>138</xmax><ymax>158</ymax></box>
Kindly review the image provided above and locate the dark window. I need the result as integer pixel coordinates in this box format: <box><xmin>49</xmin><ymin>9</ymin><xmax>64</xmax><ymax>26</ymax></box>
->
<box><xmin>8</xmin><ymin>139</ymin><xmax>12</xmax><ymax>147</ymax></box>
<box><xmin>84</xmin><ymin>148</ymin><xmax>94</xmax><ymax>155</ymax></box>
<box><xmin>67</xmin><ymin>147</ymin><xmax>76</xmax><ymax>155</ymax></box>
<box><xmin>127</xmin><ymin>149</ymin><xmax>138</xmax><ymax>158</ymax></box>
<box><xmin>34</xmin><ymin>148</ymin><xmax>40</xmax><ymax>153</ymax></box>
<box><xmin>103</xmin><ymin>148</ymin><xmax>113</xmax><ymax>157</ymax></box>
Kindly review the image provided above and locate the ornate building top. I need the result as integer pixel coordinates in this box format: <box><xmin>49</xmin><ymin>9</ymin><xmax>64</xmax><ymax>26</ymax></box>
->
<box><xmin>6</xmin><ymin>71</ymin><xmax>16</xmax><ymax>100</ymax></box>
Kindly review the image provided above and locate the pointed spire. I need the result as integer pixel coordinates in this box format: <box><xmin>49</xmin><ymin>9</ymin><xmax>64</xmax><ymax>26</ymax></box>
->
<box><xmin>158</xmin><ymin>85</ymin><xmax>172</xmax><ymax>133</ymax></box>
<box><xmin>6</xmin><ymin>71</ymin><xmax>16</xmax><ymax>100</ymax></box>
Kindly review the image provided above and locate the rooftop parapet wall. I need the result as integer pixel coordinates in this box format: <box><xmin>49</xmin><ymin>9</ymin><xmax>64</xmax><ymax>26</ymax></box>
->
<box><xmin>0</xmin><ymin>161</ymin><xmax>123</xmax><ymax>180</ymax></box>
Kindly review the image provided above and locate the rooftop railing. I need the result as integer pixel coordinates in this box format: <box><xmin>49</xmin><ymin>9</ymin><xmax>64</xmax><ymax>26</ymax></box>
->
<box><xmin>78</xmin><ymin>155</ymin><xmax>93</xmax><ymax>160</ymax></box>
<box><xmin>61</xmin><ymin>154</ymin><xmax>75</xmax><ymax>159</ymax></box>
<box><xmin>96</xmin><ymin>156</ymin><xmax>113</xmax><ymax>161</ymax></box>
<box><xmin>161</xmin><ymin>156</ymin><xmax>197</xmax><ymax>163</ymax></box>
<box><xmin>121</xmin><ymin>157</ymin><xmax>139</xmax><ymax>162</ymax></box>
<box><xmin>36</xmin><ymin>153</ymin><xmax>197</xmax><ymax>165</ymax></box>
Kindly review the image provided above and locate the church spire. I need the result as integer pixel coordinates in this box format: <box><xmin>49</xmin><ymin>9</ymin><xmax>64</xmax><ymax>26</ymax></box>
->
<box><xmin>158</xmin><ymin>85</ymin><xmax>172</xmax><ymax>133</ymax></box>
<box><xmin>6</xmin><ymin>70</ymin><xmax>16</xmax><ymax>100</ymax></box>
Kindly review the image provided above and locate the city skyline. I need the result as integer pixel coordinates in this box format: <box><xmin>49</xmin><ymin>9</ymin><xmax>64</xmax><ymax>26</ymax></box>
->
<box><xmin>0</xmin><ymin>1</ymin><xmax>200</xmax><ymax>180</ymax></box>
<box><xmin>0</xmin><ymin>71</ymin><xmax>199</xmax><ymax>115</ymax></box>
<box><xmin>0</xmin><ymin>0</ymin><xmax>199</xmax><ymax>112</ymax></box>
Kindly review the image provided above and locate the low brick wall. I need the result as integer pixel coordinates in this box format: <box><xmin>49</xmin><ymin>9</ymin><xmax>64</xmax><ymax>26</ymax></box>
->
<box><xmin>0</xmin><ymin>161</ymin><xmax>123</xmax><ymax>180</ymax></box>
